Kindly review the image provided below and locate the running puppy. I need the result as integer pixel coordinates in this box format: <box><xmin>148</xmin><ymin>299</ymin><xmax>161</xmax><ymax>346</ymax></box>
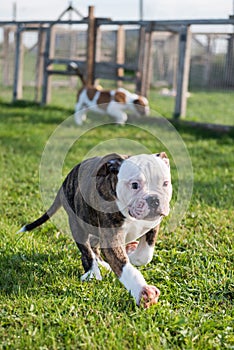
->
<box><xmin>18</xmin><ymin>152</ymin><xmax>172</xmax><ymax>308</ymax></box>
<box><xmin>69</xmin><ymin>63</ymin><xmax>150</xmax><ymax>125</ymax></box>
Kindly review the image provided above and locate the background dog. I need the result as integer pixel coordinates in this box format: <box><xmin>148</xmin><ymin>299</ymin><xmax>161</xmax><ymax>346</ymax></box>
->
<box><xmin>68</xmin><ymin>63</ymin><xmax>150</xmax><ymax>125</ymax></box>
<box><xmin>18</xmin><ymin>152</ymin><xmax>172</xmax><ymax>308</ymax></box>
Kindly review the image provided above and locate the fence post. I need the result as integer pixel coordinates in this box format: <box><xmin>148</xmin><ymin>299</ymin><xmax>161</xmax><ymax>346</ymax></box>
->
<box><xmin>174</xmin><ymin>25</ymin><xmax>191</xmax><ymax>118</ymax></box>
<box><xmin>224</xmin><ymin>34</ymin><xmax>234</xmax><ymax>86</ymax></box>
<box><xmin>41</xmin><ymin>25</ymin><xmax>55</xmax><ymax>104</ymax></box>
<box><xmin>3</xmin><ymin>27</ymin><xmax>10</xmax><ymax>86</ymax></box>
<box><xmin>35</xmin><ymin>27</ymin><xmax>46</xmax><ymax>102</ymax></box>
<box><xmin>86</xmin><ymin>6</ymin><xmax>96</xmax><ymax>85</ymax></box>
<box><xmin>137</xmin><ymin>23</ymin><xmax>153</xmax><ymax>97</ymax></box>
<box><xmin>136</xmin><ymin>26</ymin><xmax>146</xmax><ymax>94</ymax></box>
<box><xmin>13</xmin><ymin>25</ymin><xmax>24</xmax><ymax>101</ymax></box>
<box><xmin>116</xmin><ymin>25</ymin><xmax>125</xmax><ymax>87</ymax></box>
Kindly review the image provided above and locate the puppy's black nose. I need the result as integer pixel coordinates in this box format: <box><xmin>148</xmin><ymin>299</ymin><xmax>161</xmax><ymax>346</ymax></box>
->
<box><xmin>145</xmin><ymin>195</ymin><xmax>160</xmax><ymax>209</ymax></box>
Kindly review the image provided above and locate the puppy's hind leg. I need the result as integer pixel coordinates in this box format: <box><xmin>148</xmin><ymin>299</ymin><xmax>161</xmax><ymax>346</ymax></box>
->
<box><xmin>90</xmin><ymin>235</ymin><xmax>111</xmax><ymax>272</ymax></box>
<box><xmin>78</xmin><ymin>242</ymin><xmax>102</xmax><ymax>281</ymax></box>
<box><xmin>74</xmin><ymin>98</ymin><xmax>87</xmax><ymax>125</ymax></box>
<box><xmin>68</xmin><ymin>218</ymin><xmax>102</xmax><ymax>281</ymax></box>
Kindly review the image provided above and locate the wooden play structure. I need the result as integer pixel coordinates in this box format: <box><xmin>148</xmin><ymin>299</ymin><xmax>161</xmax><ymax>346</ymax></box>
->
<box><xmin>1</xmin><ymin>6</ymin><xmax>234</xmax><ymax>118</ymax></box>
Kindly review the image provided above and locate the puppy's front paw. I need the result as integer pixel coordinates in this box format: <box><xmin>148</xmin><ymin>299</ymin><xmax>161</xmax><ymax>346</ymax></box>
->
<box><xmin>125</xmin><ymin>241</ymin><xmax>139</xmax><ymax>255</ymax></box>
<box><xmin>140</xmin><ymin>285</ymin><xmax>160</xmax><ymax>308</ymax></box>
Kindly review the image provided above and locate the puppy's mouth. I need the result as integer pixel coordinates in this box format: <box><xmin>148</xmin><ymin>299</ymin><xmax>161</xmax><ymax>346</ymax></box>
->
<box><xmin>128</xmin><ymin>209</ymin><xmax>164</xmax><ymax>224</ymax></box>
<box><xmin>128</xmin><ymin>198</ymin><xmax>150</xmax><ymax>220</ymax></box>
<box><xmin>128</xmin><ymin>197</ymin><xmax>168</xmax><ymax>221</ymax></box>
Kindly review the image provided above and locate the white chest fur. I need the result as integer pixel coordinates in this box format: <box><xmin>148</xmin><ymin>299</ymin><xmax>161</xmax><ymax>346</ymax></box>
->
<box><xmin>123</xmin><ymin>217</ymin><xmax>160</xmax><ymax>244</ymax></box>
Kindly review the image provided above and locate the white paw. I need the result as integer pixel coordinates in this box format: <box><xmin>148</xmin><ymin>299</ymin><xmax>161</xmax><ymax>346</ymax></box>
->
<box><xmin>80</xmin><ymin>260</ymin><xmax>102</xmax><ymax>281</ymax></box>
<box><xmin>140</xmin><ymin>285</ymin><xmax>160</xmax><ymax>308</ymax></box>
<box><xmin>74</xmin><ymin>116</ymin><xmax>83</xmax><ymax>126</ymax></box>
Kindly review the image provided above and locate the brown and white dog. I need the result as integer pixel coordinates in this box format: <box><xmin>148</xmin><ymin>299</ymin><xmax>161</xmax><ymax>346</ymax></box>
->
<box><xmin>69</xmin><ymin>63</ymin><xmax>150</xmax><ymax>125</ymax></box>
<box><xmin>18</xmin><ymin>152</ymin><xmax>172</xmax><ymax>308</ymax></box>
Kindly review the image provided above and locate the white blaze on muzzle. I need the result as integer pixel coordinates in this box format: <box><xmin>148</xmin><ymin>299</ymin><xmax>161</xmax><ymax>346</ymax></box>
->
<box><xmin>128</xmin><ymin>197</ymin><xmax>150</xmax><ymax>219</ymax></box>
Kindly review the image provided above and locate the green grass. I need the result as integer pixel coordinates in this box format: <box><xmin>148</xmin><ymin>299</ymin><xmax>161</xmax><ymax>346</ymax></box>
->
<box><xmin>149</xmin><ymin>89</ymin><xmax>234</xmax><ymax>126</ymax></box>
<box><xmin>0</xmin><ymin>89</ymin><xmax>234</xmax><ymax>349</ymax></box>
<box><xmin>1</xmin><ymin>85</ymin><xmax>234</xmax><ymax>126</ymax></box>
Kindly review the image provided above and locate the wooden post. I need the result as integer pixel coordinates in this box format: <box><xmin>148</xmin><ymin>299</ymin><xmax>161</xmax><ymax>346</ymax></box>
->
<box><xmin>3</xmin><ymin>27</ymin><xmax>10</xmax><ymax>86</ymax></box>
<box><xmin>136</xmin><ymin>26</ymin><xmax>146</xmax><ymax>94</ymax></box>
<box><xmin>172</xmin><ymin>34</ymin><xmax>178</xmax><ymax>92</ymax></box>
<box><xmin>174</xmin><ymin>25</ymin><xmax>191</xmax><ymax>118</ymax></box>
<box><xmin>224</xmin><ymin>34</ymin><xmax>234</xmax><ymax>86</ymax></box>
<box><xmin>47</xmin><ymin>25</ymin><xmax>55</xmax><ymax>102</ymax></box>
<box><xmin>140</xmin><ymin>24</ymin><xmax>153</xmax><ymax>97</ymax></box>
<box><xmin>116</xmin><ymin>25</ymin><xmax>125</xmax><ymax>87</ymax></box>
<box><xmin>86</xmin><ymin>6</ymin><xmax>96</xmax><ymax>85</ymax></box>
<box><xmin>145</xmin><ymin>29</ymin><xmax>153</xmax><ymax>95</ymax></box>
<box><xmin>13</xmin><ymin>25</ymin><xmax>24</xmax><ymax>101</ymax></box>
<box><xmin>35</xmin><ymin>27</ymin><xmax>46</xmax><ymax>102</ymax></box>
<box><xmin>41</xmin><ymin>25</ymin><xmax>55</xmax><ymax>104</ymax></box>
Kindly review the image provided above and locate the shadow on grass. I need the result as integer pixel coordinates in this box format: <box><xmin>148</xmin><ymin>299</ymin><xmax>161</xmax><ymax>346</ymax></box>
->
<box><xmin>128</xmin><ymin>115</ymin><xmax>234</xmax><ymax>140</ymax></box>
<box><xmin>0</xmin><ymin>248</ymin><xmax>137</xmax><ymax>311</ymax></box>
<box><xmin>0</xmin><ymin>100</ymin><xmax>73</xmax><ymax>125</ymax></box>
<box><xmin>0</xmin><ymin>251</ymin><xmax>45</xmax><ymax>292</ymax></box>
<box><xmin>0</xmin><ymin>249</ymin><xmax>79</xmax><ymax>296</ymax></box>
<box><xmin>1</xmin><ymin>100</ymin><xmax>234</xmax><ymax>140</ymax></box>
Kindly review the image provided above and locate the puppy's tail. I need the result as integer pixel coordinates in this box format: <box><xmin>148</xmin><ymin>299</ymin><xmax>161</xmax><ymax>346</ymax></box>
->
<box><xmin>68</xmin><ymin>62</ymin><xmax>86</xmax><ymax>86</ymax></box>
<box><xmin>17</xmin><ymin>189</ymin><xmax>62</xmax><ymax>234</ymax></box>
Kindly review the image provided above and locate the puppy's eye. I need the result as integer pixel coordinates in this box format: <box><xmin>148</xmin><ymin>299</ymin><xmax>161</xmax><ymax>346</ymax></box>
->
<box><xmin>163</xmin><ymin>180</ymin><xmax>169</xmax><ymax>187</ymax></box>
<box><xmin>131</xmin><ymin>182</ymin><xmax>139</xmax><ymax>190</ymax></box>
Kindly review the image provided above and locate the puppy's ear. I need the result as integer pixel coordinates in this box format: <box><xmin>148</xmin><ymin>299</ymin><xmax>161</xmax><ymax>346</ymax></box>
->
<box><xmin>95</xmin><ymin>154</ymin><xmax>128</xmax><ymax>201</ymax></box>
<box><xmin>94</xmin><ymin>153</ymin><xmax>128</xmax><ymax>177</ymax></box>
<box><xmin>155</xmin><ymin>152</ymin><xmax>170</xmax><ymax>167</ymax></box>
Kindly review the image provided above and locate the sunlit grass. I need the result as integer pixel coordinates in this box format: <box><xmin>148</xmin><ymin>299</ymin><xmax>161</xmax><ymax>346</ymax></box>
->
<box><xmin>0</xmin><ymin>90</ymin><xmax>233</xmax><ymax>349</ymax></box>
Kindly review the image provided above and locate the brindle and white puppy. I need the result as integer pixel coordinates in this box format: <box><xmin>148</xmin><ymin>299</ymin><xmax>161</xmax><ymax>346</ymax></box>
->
<box><xmin>18</xmin><ymin>152</ymin><xmax>172</xmax><ymax>308</ymax></box>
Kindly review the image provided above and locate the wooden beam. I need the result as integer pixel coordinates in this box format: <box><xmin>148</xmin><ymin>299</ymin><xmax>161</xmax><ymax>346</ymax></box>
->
<box><xmin>174</xmin><ymin>26</ymin><xmax>192</xmax><ymax>118</ymax></box>
<box><xmin>86</xmin><ymin>6</ymin><xmax>96</xmax><ymax>85</ymax></box>
<box><xmin>0</xmin><ymin>18</ymin><xmax>234</xmax><ymax>26</ymax></box>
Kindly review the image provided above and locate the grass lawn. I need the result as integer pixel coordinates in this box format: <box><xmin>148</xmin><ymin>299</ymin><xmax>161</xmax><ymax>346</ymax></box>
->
<box><xmin>148</xmin><ymin>89</ymin><xmax>234</xmax><ymax>126</ymax></box>
<box><xmin>0</xmin><ymin>88</ymin><xmax>234</xmax><ymax>349</ymax></box>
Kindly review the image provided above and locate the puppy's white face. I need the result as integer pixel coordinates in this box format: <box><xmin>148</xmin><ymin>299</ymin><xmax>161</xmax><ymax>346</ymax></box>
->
<box><xmin>116</xmin><ymin>154</ymin><xmax>172</xmax><ymax>222</ymax></box>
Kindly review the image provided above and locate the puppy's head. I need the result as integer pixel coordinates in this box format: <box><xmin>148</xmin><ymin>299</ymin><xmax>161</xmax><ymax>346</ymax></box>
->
<box><xmin>116</xmin><ymin>152</ymin><xmax>172</xmax><ymax>222</ymax></box>
<box><xmin>133</xmin><ymin>96</ymin><xmax>150</xmax><ymax>116</ymax></box>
